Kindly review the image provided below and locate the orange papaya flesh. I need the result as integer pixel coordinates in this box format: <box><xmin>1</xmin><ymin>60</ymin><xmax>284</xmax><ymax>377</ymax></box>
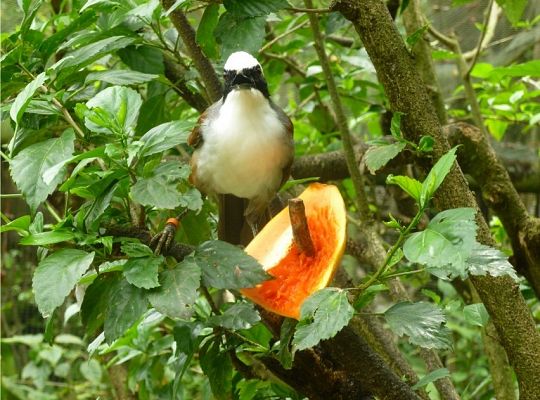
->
<box><xmin>241</xmin><ymin>183</ymin><xmax>346</xmax><ymax>319</ymax></box>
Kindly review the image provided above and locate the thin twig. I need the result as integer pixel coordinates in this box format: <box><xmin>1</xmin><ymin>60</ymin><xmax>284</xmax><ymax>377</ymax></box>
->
<box><xmin>286</xmin><ymin>7</ymin><xmax>332</xmax><ymax>13</ymax></box>
<box><xmin>259</xmin><ymin>20</ymin><xmax>309</xmax><ymax>53</ymax></box>
<box><xmin>465</xmin><ymin>0</ymin><xmax>497</xmax><ymax>77</ymax></box>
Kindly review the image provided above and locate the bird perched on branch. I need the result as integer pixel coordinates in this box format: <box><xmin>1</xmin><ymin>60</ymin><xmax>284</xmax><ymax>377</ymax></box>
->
<box><xmin>152</xmin><ymin>51</ymin><xmax>294</xmax><ymax>251</ymax></box>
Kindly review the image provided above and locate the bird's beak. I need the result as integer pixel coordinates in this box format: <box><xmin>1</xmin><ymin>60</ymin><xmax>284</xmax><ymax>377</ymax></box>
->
<box><xmin>230</xmin><ymin>72</ymin><xmax>255</xmax><ymax>90</ymax></box>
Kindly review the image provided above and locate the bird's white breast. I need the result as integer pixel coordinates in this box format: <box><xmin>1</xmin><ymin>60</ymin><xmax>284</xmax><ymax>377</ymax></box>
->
<box><xmin>194</xmin><ymin>89</ymin><xmax>290</xmax><ymax>200</ymax></box>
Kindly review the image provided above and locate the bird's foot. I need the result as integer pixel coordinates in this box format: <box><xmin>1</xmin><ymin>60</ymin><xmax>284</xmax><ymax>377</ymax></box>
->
<box><xmin>150</xmin><ymin>210</ymin><xmax>187</xmax><ymax>254</ymax></box>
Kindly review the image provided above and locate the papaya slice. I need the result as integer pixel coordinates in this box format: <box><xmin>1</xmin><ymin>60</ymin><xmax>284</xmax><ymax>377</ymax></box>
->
<box><xmin>241</xmin><ymin>183</ymin><xmax>347</xmax><ymax>319</ymax></box>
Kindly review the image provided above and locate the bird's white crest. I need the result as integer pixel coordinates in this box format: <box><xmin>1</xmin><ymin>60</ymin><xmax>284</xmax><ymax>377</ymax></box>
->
<box><xmin>224</xmin><ymin>51</ymin><xmax>260</xmax><ymax>71</ymax></box>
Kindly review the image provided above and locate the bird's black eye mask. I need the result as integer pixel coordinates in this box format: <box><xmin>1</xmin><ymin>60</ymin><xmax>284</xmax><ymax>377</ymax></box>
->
<box><xmin>222</xmin><ymin>65</ymin><xmax>270</xmax><ymax>100</ymax></box>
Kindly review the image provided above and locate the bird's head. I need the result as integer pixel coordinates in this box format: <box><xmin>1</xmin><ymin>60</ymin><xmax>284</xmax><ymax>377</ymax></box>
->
<box><xmin>223</xmin><ymin>51</ymin><xmax>269</xmax><ymax>99</ymax></box>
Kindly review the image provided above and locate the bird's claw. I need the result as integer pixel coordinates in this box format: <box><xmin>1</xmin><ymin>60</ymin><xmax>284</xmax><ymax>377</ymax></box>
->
<box><xmin>150</xmin><ymin>222</ymin><xmax>177</xmax><ymax>255</ymax></box>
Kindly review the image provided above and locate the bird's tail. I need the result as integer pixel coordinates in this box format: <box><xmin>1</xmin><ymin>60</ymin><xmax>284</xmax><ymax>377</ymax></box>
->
<box><xmin>218</xmin><ymin>194</ymin><xmax>250</xmax><ymax>245</ymax></box>
<box><xmin>218</xmin><ymin>194</ymin><xmax>275</xmax><ymax>246</ymax></box>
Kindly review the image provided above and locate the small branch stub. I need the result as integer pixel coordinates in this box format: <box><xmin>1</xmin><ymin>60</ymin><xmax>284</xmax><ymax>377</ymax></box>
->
<box><xmin>288</xmin><ymin>198</ymin><xmax>316</xmax><ymax>257</ymax></box>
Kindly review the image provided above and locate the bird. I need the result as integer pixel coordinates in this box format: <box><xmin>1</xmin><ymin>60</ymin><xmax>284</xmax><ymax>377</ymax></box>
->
<box><xmin>187</xmin><ymin>51</ymin><xmax>294</xmax><ymax>244</ymax></box>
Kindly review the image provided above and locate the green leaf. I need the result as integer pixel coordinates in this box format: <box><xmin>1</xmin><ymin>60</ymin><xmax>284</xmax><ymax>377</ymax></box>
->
<box><xmin>386</xmin><ymin>174</ymin><xmax>423</xmax><ymax>201</ymax></box>
<box><xmin>39</xmin><ymin>11</ymin><xmax>97</xmax><ymax>61</ymax></box>
<box><xmin>215</xmin><ymin>13</ymin><xmax>266</xmax><ymax>60</ymax></box>
<box><xmin>210</xmin><ymin>302</ymin><xmax>261</xmax><ymax>330</ymax></box>
<box><xmin>33</xmin><ymin>249</ymin><xmax>95</xmax><ymax>318</ymax></box>
<box><xmin>390</xmin><ymin>112</ymin><xmax>403</xmax><ymax>138</ymax></box>
<box><xmin>0</xmin><ymin>215</ymin><xmax>31</xmax><ymax>234</ymax></box>
<box><xmin>80</xmin><ymin>359</ymin><xmax>102</xmax><ymax>384</ymax></box>
<box><xmin>104</xmin><ymin>279</ymin><xmax>147</xmax><ymax>343</ymax></box>
<box><xmin>404</xmin><ymin>208</ymin><xmax>477</xmax><ymax>279</ymax></box>
<box><xmin>463</xmin><ymin>303</ymin><xmax>490</xmax><ymax>327</ymax></box>
<box><xmin>85</xmin><ymin>70</ymin><xmax>158</xmax><ymax>85</ymax></box>
<box><xmin>292</xmin><ymin>288</ymin><xmax>354</xmax><ymax>351</ymax></box>
<box><xmin>118</xmin><ymin>45</ymin><xmax>164</xmax><ymax>74</ymax></box>
<box><xmin>277</xmin><ymin>318</ymin><xmax>296</xmax><ymax>369</ymax></box>
<box><xmin>123</xmin><ymin>256</ymin><xmax>163</xmax><ymax>289</ymax></box>
<box><xmin>81</xmin><ymin>273</ymin><xmax>120</xmax><ymax>336</ymax></box>
<box><xmin>19</xmin><ymin>230</ymin><xmax>75</xmax><ymax>246</ymax></box>
<box><xmin>121</xmin><ymin>242</ymin><xmax>154</xmax><ymax>257</ymax></box>
<box><xmin>490</xmin><ymin>60</ymin><xmax>540</xmax><ymax>79</ymax></box>
<box><xmin>195</xmin><ymin>240</ymin><xmax>270</xmax><ymax>289</ymax></box>
<box><xmin>197</xmin><ymin>3</ymin><xmax>220</xmax><ymax>59</ymax></box>
<box><xmin>406</xmin><ymin>24</ymin><xmax>429</xmax><ymax>48</ymax></box>
<box><xmin>420</xmin><ymin>146</ymin><xmax>458</xmax><ymax>206</ymax></box>
<box><xmin>466</xmin><ymin>243</ymin><xmax>518</xmax><ymax>281</ymax></box>
<box><xmin>179</xmin><ymin>188</ymin><xmax>204</xmax><ymax>212</ymax></box>
<box><xmin>10</xmin><ymin>130</ymin><xmax>75</xmax><ymax>212</ymax></box>
<box><xmin>224</xmin><ymin>0</ymin><xmax>289</xmax><ymax>16</ymax></box>
<box><xmin>10</xmin><ymin>72</ymin><xmax>47</xmax><ymax>124</ymax></box>
<box><xmin>385</xmin><ymin>301</ymin><xmax>451</xmax><ymax>349</ymax></box>
<box><xmin>365</xmin><ymin>142</ymin><xmax>406</xmax><ymax>174</ymax></box>
<box><xmin>84</xmin><ymin>86</ymin><xmax>142</xmax><ymax>135</ymax></box>
<box><xmin>139</xmin><ymin>121</ymin><xmax>193</xmax><ymax>157</ymax></box>
<box><xmin>412</xmin><ymin>368</ymin><xmax>450</xmax><ymax>390</ymax></box>
<box><xmin>418</xmin><ymin>135</ymin><xmax>434</xmax><ymax>152</ymax></box>
<box><xmin>199</xmin><ymin>339</ymin><xmax>233</xmax><ymax>400</ymax></box>
<box><xmin>51</xmin><ymin>36</ymin><xmax>137</xmax><ymax>79</ymax></box>
<box><xmin>148</xmin><ymin>259</ymin><xmax>201</xmax><ymax>319</ymax></box>
<box><xmin>130</xmin><ymin>164</ymin><xmax>185</xmax><ymax>209</ymax></box>
<box><xmin>353</xmin><ymin>284</ymin><xmax>388</xmax><ymax>311</ymax></box>
<box><xmin>495</xmin><ymin>0</ymin><xmax>527</xmax><ymax>24</ymax></box>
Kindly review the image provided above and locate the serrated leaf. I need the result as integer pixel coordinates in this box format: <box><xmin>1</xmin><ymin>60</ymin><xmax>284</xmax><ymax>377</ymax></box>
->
<box><xmin>104</xmin><ymin>279</ymin><xmax>147</xmax><ymax>343</ymax></box>
<box><xmin>33</xmin><ymin>249</ymin><xmax>95</xmax><ymax>318</ymax></box>
<box><xmin>404</xmin><ymin>208</ymin><xmax>477</xmax><ymax>279</ymax></box>
<box><xmin>223</xmin><ymin>0</ymin><xmax>289</xmax><ymax>16</ymax></box>
<box><xmin>10</xmin><ymin>72</ymin><xmax>47</xmax><ymax>123</ymax></box>
<box><xmin>386</xmin><ymin>175</ymin><xmax>422</xmax><ymax>201</ymax></box>
<box><xmin>364</xmin><ymin>142</ymin><xmax>406</xmax><ymax>174</ymax></box>
<box><xmin>420</xmin><ymin>147</ymin><xmax>458</xmax><ymax>206</ymax></box>
<box><xmin>85</xmin><ymin>70</ymin><xmax>158</xmax><ymax>85</ymax></box>
<box><xmin>210</xmin><ymin>302</ymin><xmax>260</xmax><ymax>331</ymax></box>
<box><xmin>199</xmin><ymin>339</ymin><xmax>233</xmax><ymax>400</ymax></box>
<box><xmin>81</xmin><ymin>273</ymin><xmax>120</xmax><ymax>336</ymax></box>
<box><xmin>121</xmin><ymin>242</ymin><xmax>154</xmax><ymax>257</ymax></box>
<box><xmin>292</xmin><ymin>288</ymin><xmax>354</xmax><ymax>351</ymax></box>
<box><xmin>418</xmin><ymin>135</ymin><xmax>434</xmax><ymax>152</ymax></box>
<box><xmin>463</xmin><ymin>303</ymin><xmax>490</xmax><ymax>327</ymax></box>
<box><xmin>130</xmin><ymin>168</ymin><xmax>184</xmax><ymax>209</ymax></box>
<box><xmin>123</xmin><ymin>256</ymin><xmax>162</xmax><ymax>289</ymax></box>
<box><xmin>10</xmin><ymin>130</ymin><xmax>75</xmax><ymax>212</ymax></box>
<box><xmin>466</xmin><ymin>243</ymin><xmax>518</xmax><ymax>281</ymax></box>
<box><xmin>139</xmin><ymin>121</ymin><xmax>193</xmax><ymax>157</ymax></box>
<box><xmin>385</xmin><ymin>301</ymin><xmax>451</xmax><ymax>349</ymax></box>
<box><xmin>148</xmin><ymin>259</ymin><xmax>201</xmax><ymax>319</ymax></box>
<box><xmin>195</xmin><ymin>240</ymin><xmax>270</xmax><ymax>289</ymax></box>
<box><xmin>84</xmin><ymin>86</ymin><xmax>142</xmax><ymax>135</ymax></box>
<box><xmin>197</xmin><ymin>3</ymin><xmax>220</xmax><ymax>59</ymax></box>
<box><xmin>412</xmin><ymin>368</ymin><xmax>450</xmax><ymax>390</ymax></box>
<box><xmin>214</xmin><ymin>13</ymin><xmax>265</xmax><ymax>60</ymax></box>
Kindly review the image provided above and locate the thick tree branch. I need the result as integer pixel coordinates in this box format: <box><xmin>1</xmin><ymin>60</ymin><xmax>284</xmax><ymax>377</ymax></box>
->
<box><xmin>162</xmin><ymin>0</ymin><xmax>222</xmax><ymax>102</ymax></box>
<box><xmin>163</xmin><ymin>54</ymin><xmax>209</xmax><ymax>112</ymax></box>
<box><xmin>331</xmin><ymin>1</ymin><xmax>540</xmax><ymax>398</ymax></box>
<box><xmin>446</xmin><ymin>122</ymin><xmax>540</xmax><ymax>297</ymax></box>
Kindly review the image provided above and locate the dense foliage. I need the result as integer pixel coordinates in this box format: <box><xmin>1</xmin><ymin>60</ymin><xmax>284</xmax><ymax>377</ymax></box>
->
<box><xmin>1</xmin><ymin>0</ymin><xmax>539</xmax><ymax>399</ymax></box>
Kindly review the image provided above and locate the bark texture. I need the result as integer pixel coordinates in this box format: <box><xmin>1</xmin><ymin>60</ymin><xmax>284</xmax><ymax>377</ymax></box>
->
<box><xmin>446</xmin><ymin>122</ymin><xmax>540</xmax><ymax>297</ymax></box>
<box><xmin>331</xmin><ymin>0</ymin><xmax>540</xmax><ymax>398</ymax></box>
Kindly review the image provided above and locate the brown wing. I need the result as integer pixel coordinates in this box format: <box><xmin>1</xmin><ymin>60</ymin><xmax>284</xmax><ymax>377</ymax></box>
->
<box><xmin>270</xmin><ymin>101</ymin><xmax>295</xmax><ymax>188</ymax></box>
<box><xmin>188</xmin><ymin>101</ymin><xmax>221</xmax><ymax>149</ymax></box>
